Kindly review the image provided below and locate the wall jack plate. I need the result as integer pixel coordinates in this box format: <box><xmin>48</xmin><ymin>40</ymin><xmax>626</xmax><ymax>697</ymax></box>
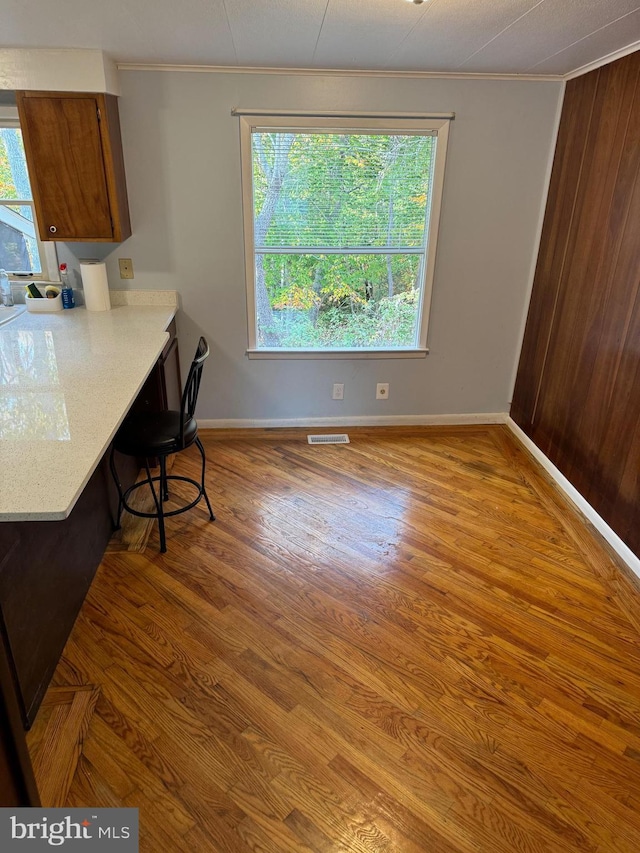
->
<box><xmin>118</xmin><ymin>258</ymin><xmax>134</xmax><ymax>280</ymax></box>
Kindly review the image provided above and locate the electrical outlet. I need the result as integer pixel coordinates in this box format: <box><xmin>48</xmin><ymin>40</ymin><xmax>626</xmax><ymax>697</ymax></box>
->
<box><xmin>376</xmin><ymin>383</ymin><xmax>389</xmax><ymax>400</ymax></box>
<box><xmin>332</xmin><ymin>383</ymin><xmax>344</xmax><ymax>400</ymax></box>
<box><xmin>118</xmin><ymin>258</ymin><xmax>134</xmax><ymax>279</ymax></box>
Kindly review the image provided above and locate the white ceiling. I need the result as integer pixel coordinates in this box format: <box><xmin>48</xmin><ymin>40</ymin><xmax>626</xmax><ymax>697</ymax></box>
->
<box><xmin>2</xmin><ymin>0</ymin><xmax>639</xmax><ymax>76</ymax></box>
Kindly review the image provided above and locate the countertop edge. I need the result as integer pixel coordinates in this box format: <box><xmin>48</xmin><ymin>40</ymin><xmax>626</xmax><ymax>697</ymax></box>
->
<box><xmin>0</xmin><ymin>305</ymin><xmax>178</xmax><ymax>522</ymax></box>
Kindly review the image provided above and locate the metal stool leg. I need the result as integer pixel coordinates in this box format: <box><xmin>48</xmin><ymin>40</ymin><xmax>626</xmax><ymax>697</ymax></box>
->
<box><xmin>160</xmin><ymin>454</ymin><xmax>169</xmax><ymax>501</ymax></box>
<box><xmin>144</xmin><ymin>458</ymin><xmax>167</xmax><ymax>553</ymax></box>
<box><xmin>196</xmin><ymin>437</ymin><xmax>215</xmax><ymax>521</ymax></box>
<box><xmin>112</xmin><ymin>440</ymin><xmax>215</xmax><ymax>553</ymax></box>
<box><xmin>109</xmin><ymin>445</ymin><xmax>124</xmax><ymax>530</ymax></box>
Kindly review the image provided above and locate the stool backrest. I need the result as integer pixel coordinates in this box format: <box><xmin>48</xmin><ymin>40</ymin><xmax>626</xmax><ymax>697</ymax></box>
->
<box><xmin>179</xmin><ymin>336</ymin><xmax>210</xmax><ymax>446</ymax></box>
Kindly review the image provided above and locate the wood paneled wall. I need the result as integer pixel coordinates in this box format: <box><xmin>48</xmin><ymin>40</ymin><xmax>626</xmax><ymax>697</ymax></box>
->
<box><xmin>511</xmin><ymin>51</ymin><xmax>640</xmax><ymax>557</ymax></box>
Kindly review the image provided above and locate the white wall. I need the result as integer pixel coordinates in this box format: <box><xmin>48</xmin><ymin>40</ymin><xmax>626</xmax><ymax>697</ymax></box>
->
<box><xmin>0</xmin><ymin>49</ymin><xmax>119</xmax><ymax>94</ymax></box>
<box><xmin>64</xmin><ymin>70</ymin><xmax>562</xmax><ymax>423</ymax></box>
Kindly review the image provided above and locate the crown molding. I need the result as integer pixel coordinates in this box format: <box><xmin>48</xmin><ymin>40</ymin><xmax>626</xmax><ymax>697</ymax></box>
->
<box><xmin>116</xmin><ymin>62</ymin><xmax>563</xmax><ymax>82</ymax></box>
<box><xmin>563</xmin><ymin>39</ymin><xmax>640</xmax><ymax>81</ymax></box>
<box><xmin>117</xmin><ymin>41</ymin><xmax>640</xmax><ymax>84</ymax></box>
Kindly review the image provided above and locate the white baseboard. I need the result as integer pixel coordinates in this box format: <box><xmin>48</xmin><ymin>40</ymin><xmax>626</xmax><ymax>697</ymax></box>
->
<box><xmin>198</xmin><ymin>412</ymin><xmax>509</xmax><ymax>429</ymax></box>
<box><xmin>507</xmin><ymin>418</ymin><xmax>640</xmax><ymax>580</ymax></box>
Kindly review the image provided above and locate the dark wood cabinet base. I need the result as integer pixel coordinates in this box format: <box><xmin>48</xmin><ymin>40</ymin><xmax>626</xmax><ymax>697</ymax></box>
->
<box><xmin>0</xmin><ymin>450</ymin><xmax>138</xmax><ymax>729</ymax></box>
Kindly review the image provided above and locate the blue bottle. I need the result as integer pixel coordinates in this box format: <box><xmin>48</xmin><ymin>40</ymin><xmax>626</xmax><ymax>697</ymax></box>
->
<box><xmin>60</xmin><ymin>263</ymin><xmax>75</xmax><ymax>309</ymax></box>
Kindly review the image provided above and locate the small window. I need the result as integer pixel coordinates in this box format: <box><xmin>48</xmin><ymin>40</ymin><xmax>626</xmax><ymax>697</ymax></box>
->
<box><xmin>0</xmin><ymin>109</ymin><xmax>57</xmax><ymax>280</ymax></box>
<box><xmin>239</xmin><ymin>114</ymin><xmax>450</xmax><ymax>357</ymax></box>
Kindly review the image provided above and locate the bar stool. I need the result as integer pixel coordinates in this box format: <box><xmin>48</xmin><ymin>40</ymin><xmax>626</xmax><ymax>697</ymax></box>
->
<box><xmin>109</xmin><ymin>336</ymin><xmax>215</xmax><ymax>553</ymax></box>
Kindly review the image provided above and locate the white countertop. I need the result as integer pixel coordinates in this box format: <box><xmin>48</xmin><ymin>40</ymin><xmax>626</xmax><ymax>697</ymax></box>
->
<box><xmin>0</xmin><ymin>304</ymin><xmax>177</xmax><ymax>521</ymax></box>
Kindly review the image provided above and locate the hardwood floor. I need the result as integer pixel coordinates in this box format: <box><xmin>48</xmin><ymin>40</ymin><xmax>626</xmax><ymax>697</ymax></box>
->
<box><xmin>27</xmin><ymin>685</ymin><xmax>100</xmax><ymax>807</ymax></box>
<box><xmin>43</xmin><ymin>426</ymin><xmax>640</xmax><ymax>852</ymax></box>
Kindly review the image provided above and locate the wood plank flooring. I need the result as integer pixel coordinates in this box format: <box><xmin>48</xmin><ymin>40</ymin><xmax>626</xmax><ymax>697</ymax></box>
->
<box><xmin>42</xmin><ymin>426</ymin><xmax>640</xmax><ymax>852</ymax></box>
<box><xmin>27</xmin><ymin>685</ymin><xmax>100</xmax><ymax>807</ymax></box>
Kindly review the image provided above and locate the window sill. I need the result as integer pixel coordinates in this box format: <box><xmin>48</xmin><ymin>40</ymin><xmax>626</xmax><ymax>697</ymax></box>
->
<box><xmin>246</xmin><ymin>348</ymin><xmax>429</xmax><ymax>360</ymax></box>
<box><xmin>8</xmin><ymin>277</ymin><xmax>60</xmax><ymax>284</ymax></box>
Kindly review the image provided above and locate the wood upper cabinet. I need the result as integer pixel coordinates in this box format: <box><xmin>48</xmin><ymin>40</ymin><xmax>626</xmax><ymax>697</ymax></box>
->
<box><xmin>15</xmin><ymin>91</ymin><xmax>131</xmax><ymax>243</ymax></box>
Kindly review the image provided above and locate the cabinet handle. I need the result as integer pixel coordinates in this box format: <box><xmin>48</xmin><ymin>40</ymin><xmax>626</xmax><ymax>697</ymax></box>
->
<box><xmin>49</xmin><ymin>226</ymin><xmax>57</xmax><ymax>233</ymax></box>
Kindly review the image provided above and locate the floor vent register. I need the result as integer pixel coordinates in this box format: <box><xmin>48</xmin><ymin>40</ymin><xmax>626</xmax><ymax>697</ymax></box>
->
<box><xmin>307</xmin><ymin>434</ymin><xmax>350</xmax><ymax>445</ymax></box>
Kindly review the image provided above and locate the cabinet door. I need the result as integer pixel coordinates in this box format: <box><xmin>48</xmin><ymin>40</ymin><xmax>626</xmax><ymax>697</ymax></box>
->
<box><xmin>0</xmin><ymin>618</ymin><xmax>39</xmax><ymax>804</ymax></box>
<box><xmin>16</xmin><ymin>92</ymin><xmax>131</xmax><ymax>242</ymax></box>
<box><xmin>129</xmin><ymin>321</ymin><xmax>182</xmax><ymax>415</ymax></box>
<box><xmin>160</xmin><ymin>334</ymin><xmax>183</xmax><ymax>411</ymax></box>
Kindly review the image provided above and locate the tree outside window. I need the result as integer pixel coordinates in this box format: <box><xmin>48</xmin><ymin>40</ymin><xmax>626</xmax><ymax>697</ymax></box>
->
<box><xmin>0</xmin><ymin>125</ymin><xmax>41</xmax><ymax>275</ymax></box>
<box><xmin>240</xmin><ymin>114</ymin><xmax>450</xmax><ymax>356</ymax></box>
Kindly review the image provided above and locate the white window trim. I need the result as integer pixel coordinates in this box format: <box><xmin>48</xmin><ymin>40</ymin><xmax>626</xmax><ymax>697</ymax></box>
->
<box><xmin>0</xmin><ymin>106</ymin><xmax>59</xmax><ymax>282</ymax></box>
<box><xmin>239</xmin><ymin>113</ymin><xmax>450</xmax><ymax>359</ymax></box>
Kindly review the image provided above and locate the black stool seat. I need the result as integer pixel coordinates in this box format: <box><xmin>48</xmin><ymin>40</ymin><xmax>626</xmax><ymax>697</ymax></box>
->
<box><xmin>109</xmin><ymin>336</ymin><xmax>215</xmax><ymax>553</ymax></box>
<box><xmin>115</xmin><ymin>411</ymin><xmax>198</xmax><ymax>456</ymax></box>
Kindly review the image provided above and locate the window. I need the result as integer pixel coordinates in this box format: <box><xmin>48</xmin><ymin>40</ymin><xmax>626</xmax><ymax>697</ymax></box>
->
<box><xmin>0</xmin><ymin>108</ymin><xmax>57</xmax><ymax>280</ymax></box>
<box><xmin>239</xmin><ymin>113</ymin><xmax>450</xmax><ymax>357</ymax></box>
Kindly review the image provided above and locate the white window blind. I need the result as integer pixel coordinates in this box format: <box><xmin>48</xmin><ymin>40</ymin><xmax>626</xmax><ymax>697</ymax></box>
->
<box><xmin>253</xmin><ymin>131</ymin><xmax>436</xmax><ymax>251</ymax></box>
<box><xmin>239</xmin><ymin>114</ymin><xmax>450</xmax><ymax>357</ymax></box>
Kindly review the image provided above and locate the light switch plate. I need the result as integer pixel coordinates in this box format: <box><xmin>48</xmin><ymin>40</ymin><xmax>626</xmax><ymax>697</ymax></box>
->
<box><xmin>118</xmin><ymin>258</ymin><xmax>134</xmax><ymax>279</ymax></box>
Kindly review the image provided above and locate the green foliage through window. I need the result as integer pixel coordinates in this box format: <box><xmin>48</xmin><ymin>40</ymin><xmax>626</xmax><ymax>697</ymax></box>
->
<box><xmin>0</xmin><ymin>127</ymin><xmax>41</xmax><ymax>275</ymax></box>
<box><xmin>247</xmin><ymin>126</ymin><xmax>441</xmax><ymax>350</ymax></box>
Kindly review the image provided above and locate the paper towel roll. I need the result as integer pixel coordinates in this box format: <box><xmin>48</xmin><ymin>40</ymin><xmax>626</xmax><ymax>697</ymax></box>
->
<box><xmin>80</xmin><ymin>260</ymin><xmax>111</xmax><ymax>312</ymax></box>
